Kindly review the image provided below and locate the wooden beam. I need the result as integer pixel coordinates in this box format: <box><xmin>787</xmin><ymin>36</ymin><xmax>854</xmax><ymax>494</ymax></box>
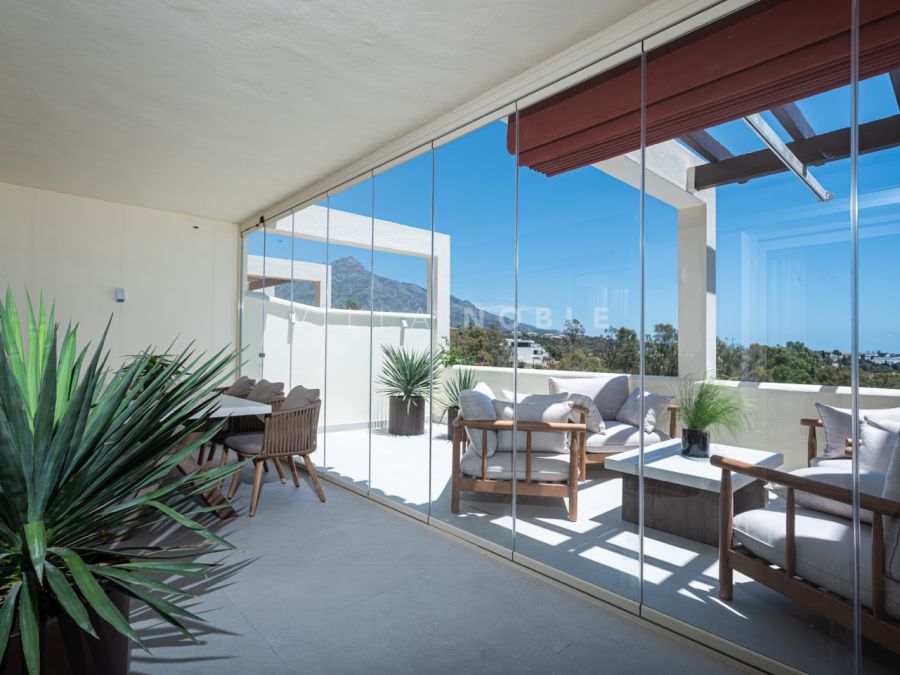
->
<box><xmin>679</xmin><ymin>130</ymin><xmax>733</xmax><ymax>162</ymax></box>
<box><xmin>771</xmin><ymin>102</ymin><xmax>815</xmax><ymax>141</ymax></box>
<box><xmin>693</xmin><ymin>114</ymin><xmax>900</xmax><ymax>191</ymax></box>
<box><xmin>890</xmin><ymin>71</ymin><xmax>900</xmax><ymax>111</ymax></box>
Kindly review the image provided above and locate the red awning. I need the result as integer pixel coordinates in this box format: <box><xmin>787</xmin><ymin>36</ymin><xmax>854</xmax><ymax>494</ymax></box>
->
<box><xmin>509</xmin><ymin>0</ymin><xmax>900</xmax><ymax>176</ymax></box>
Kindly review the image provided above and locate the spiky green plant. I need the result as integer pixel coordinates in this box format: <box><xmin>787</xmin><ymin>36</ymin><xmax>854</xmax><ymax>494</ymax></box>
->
<box><xmin>376</xmin><ymin>345</ymin><xmax>441</xmax><ymax>412</ymax></box>
<box><xmin>678</xmin><ymin>375</ymin><xmax>753</xmax><ymax>434</ymax></box>
<box><xmin>0</xmin><ymin>288</ymin><xmax>242</xmax><ymax>674</ymax></box>
<box><xmin>436</xmin><ymin>368</ymin><xmax>478</xmax><ymax>417</ymax></box>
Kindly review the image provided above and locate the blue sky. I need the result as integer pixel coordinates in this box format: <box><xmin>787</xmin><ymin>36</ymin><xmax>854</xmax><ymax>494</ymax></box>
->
<box><xmin>251</xmin><ymin>74</ymin><xmax>900</xmax><ymax>352</ymax></box>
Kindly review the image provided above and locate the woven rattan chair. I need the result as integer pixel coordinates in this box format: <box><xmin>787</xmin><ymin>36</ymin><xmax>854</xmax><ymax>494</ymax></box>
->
<box><xmin>223</xmin><ymin>399</ymin><xmax>325</xmax><ymax>516</ymax></box>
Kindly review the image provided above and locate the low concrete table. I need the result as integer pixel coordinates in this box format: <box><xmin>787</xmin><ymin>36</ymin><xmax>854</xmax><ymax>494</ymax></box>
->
<box><xmin>604</xmin><ymin>439</ymin><xmax>783</xmax><ymax>546</ymax></box>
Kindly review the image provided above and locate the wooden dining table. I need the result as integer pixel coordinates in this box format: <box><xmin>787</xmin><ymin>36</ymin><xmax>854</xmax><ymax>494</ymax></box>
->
<box><xmin>175</xmin><ymin>394</ymin><xmax>272</xmax><ymax>519</ymax></box>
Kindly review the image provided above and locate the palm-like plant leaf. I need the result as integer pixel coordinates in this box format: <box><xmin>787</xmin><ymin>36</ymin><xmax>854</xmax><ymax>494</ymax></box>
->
<box><xmin>436</xmin><ymin>368</ymin><xmax>478</xmax><ymax>417</ymax></box>
<box><xmin>0</xmin><ymin>288</ymin><xmax>243</xmax><ymax>674</ymax></box>
<box><xmin>376</xmin><ymin>345</ymin><xmax>442</xmax><ymax>411</ymax></box>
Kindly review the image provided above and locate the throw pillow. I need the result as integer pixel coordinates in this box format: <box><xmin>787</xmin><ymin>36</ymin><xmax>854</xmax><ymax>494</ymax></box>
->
<box><xmin>860</xmin><ymin>417</ymin><xmax>900</xmax><ymax>472</ymax></box>
<box><xmin>492</xmin><ymin>399</ymin><xmax>574</xmax><ymax>453</ymax></box>
<box><xmin>473</xmin><ymin>381</ymin><xmax>496</xmax><ymax>399</ymax></box>
<box><xmin>558</xmin><ymin>392</ymin><xmax>604</xmax><ymax>433</ymax></box>
<box><xmin>500</xmin><ymin>389</ymin><xmax>568</xmax><ymax>405</ymax></box>
<box><xmin>815</xmin><ymin>403</ymin><xmax>900</xmax><ymax>458</ymax></box>
<box><xmin>459</xmin><ymin>389</ymin><xmax>498</xmax><ymax>457</ymax></box>
<box><xmin>616</xmin><ymin>388</ymin><xmax>672</xmax><ymax>434</ymax></box>
<box><xmin>791</xmin><ymin>466</ymin><xmax>885</xmax><ymax>524</ymax></box>
<box><xmin>548</xmin><ymin>375</ymin><xmax>629</xmax><ymax>420</ymax></box>
<box><xmin>247</xmin><ymin>379</ymin><xmax>285</xmax><ymax>402</ymax></box>
<box><xmin>882</xmin><ymin>432</ymin><xmax>900</xmax><ymax>580</ymax></box>
<box><xmin>225</xmin><ymin>376</ymin><xmax>255</xmax><ymax>396</ymax></box>
<box><xmin>282</xmin><ymin>385</ymin><xmax>320</xmax><ymax>411</ymax></box>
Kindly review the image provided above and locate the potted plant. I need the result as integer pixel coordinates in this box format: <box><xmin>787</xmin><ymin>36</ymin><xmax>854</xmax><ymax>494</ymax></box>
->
<box><xmin>376</xmin><ymin>345</ymin><xmax>439</xmax><ymax>436</ymax></box>
<box><xmin>437</xmin><ymin>367</ymin><xmax>478</xmax><ymax>431</ymax></box>
<box><xmin>678</xmin><ymin>375</ymin><xmax>752</xmax><ymax>458</ymax></box>
<box><xmin>0</xmin><ymin>289</ymin><xmax>241</xmax><ymax>675</ymax></box>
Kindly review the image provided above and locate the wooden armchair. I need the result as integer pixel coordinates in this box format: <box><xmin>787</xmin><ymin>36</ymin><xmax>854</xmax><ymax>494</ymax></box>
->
<box><xmin>223</xmin><ymin>400</ymin><xmax>325</xmax><ymax>516</ymax></box>
<box><xmin>712</xmin><ymin>455</ymin><xmax>900</xmax><ymax>654</ymax></box>
<box><xmin>451</xmin><ymin>415</ymin><xmax>586</xmax><ymax>522</ymax></box>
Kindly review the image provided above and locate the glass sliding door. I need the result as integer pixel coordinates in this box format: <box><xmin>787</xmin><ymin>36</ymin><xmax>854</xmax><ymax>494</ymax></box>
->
<box><xmin>241</xmin><ymin>226</ymin><xmax>267</xmax><ymax>380</ymax></box>
<box><xmin>857</xmin><ymin>1</ymin><xmax>900</xmax><ymax>669</ymax></box>
<box><xmin>641</xmin><ymin>2</ymin><xmax>856</xmax><ymax>671</ymax></box>
<box><xmin>430</xmin><ymin>117</ymin><xmax>516</xmax><ymax>552</ymax></box>
<box><xmin>513</xmin><ymin>55</ymin><xmax>643</xmax><ymax>602</ymax></box>
<box><xmin>258</xmin><ymin>213</ymin><xmax>295</xmax><ymax>386</ymax></box>
<box><xmin>324</xmin><ymin>178</ymin><xmax>374</xmax><ymax>491</ymax></box>
<box><xmin>369</xmin><ymin>149</ymin><xmax>435</xmax><ymax>516</ymax></box>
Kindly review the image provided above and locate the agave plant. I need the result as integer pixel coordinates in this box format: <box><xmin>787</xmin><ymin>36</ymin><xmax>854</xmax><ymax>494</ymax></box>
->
<box><xmin>376</xmin><ymin>345</ymin><xmax>441</xmax><ymax>412</ymax></box>
<box><xmin>436</xmin><ymin>368</ymin><xmax>478</xmax><ymax>417</ymax></box>
<box><xmin>0</xmin><ymin>289</ymin><xmax>241</xmax><ymax>674</ymax></box>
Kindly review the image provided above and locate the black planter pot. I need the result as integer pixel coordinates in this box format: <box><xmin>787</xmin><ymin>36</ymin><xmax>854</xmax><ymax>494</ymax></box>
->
<box><xmin>389</xmin><ymin>396</ymin><xmax>425</xmax><ymax>436</ymax></box>
<box><xmin>681</xmin><ymin>428</ymin><xmax>711</xmax><ymax>458</ymax></box>
<box><xmin>446</xmin><ymin>406</ymin><xmax>459</xmax><ymax>433</ymax></box>
<box><xmin>2</xmin><ymin>590</ymin><xmax>131</xmax><ymax>675</ymax></box>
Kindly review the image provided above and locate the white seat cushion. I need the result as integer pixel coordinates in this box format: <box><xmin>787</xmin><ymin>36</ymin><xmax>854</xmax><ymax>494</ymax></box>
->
<box><xmin>789</xmin><ymin>466</ymin><xmax>885</xmax><ymax>524</ymax></box>
<box><xmin>460</xmin><ymin>448</ymin><xmax>571</xmax><ymax>482</ymax></box>
<box><xmin>225</xmin><ymin>433</ymin><xmax>264</xmax><ymax>455</ymax></box>
<box><xmin>809</xmin><ymin>456</ymin><xmax>853</xmax><ymax>469</ymax></box>
<box><xmin>584</xmin><ymin>423</ymin><xmax>668</xmax><ymax>453</ymax></box>
<box><xmin>733</xmin><ymin>503</ymin><xmax>900</xmax><ymax>620</ymax></box>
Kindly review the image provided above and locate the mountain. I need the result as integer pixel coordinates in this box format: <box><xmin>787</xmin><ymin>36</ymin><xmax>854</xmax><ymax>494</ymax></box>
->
<box><xmin>274</xmin><ymin>256</ymin><xmax>554</xmax><ymax>334</ymax></box>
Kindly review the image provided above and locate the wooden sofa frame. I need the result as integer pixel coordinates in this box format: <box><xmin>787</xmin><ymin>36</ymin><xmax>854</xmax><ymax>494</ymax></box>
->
<box><xmin>712</xmin><ymin>454</ymin><xmax>900</xmax><ymax>654</ymax></box>
<box><xmin>800</xmin><ymin>417</ymin><xmax>854</xmax><ymax>465</ymax></box>
<box><xmin>451</xmin><ymin>415</ymin><xmax>586</xmax><ymax>522</ymax></box>
<box><xmin>580</xmin><ymin>403</ymin><xmax>680</xmax><ymax>472</ymax></box>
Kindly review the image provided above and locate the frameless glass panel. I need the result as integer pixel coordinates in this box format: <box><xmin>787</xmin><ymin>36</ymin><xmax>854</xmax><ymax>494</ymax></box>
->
<box><xmin>431</xmin><ymin>119</ymin><xmax>515</xmax><ymax>551</ymax></box>
<box><xmin>642</xmin><ymin>3</ymin><xmax>855</xmax><ymax>671</ymax></box>
<box><xmin>259</xmin><ymin>215</ymin><xmax>295</xmax><ymax>386</ymax></box>
<box><xmin>514</xmin><ymin>70</ymin><xmax>642</xmax><ymax>601</ymax></box>
<box><xmin>369</xmin><ymin>151</ymin><xmax>434</xmax><ymax>516</ymax></box>
<box><xmin>858</xmin><ymin>2</ymin><xmax>900</xmax><ymax>669</ymax></box>
<box><xmin>241</xmin><ymin>227</ymin><xmax>267</xmax><ymax>380</ymax></box>
<box><xmin>323</xmin><ymin>179</ymin><xmax>374</xmax><ymax>491</ymax></box>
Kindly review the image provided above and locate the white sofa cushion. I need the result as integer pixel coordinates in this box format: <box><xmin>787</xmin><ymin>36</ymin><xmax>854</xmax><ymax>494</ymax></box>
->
<box><xmin>492</xmin><ymin>399</ymin><xmax>573</xmax><ymax>453</ymax></box>
<box><xmin>882</xmin><ymin>428</ymin><xmax>900</xmax><ymax>581</ymax></box>
<box><xmin>584</xmin><ymin>423</ymin><xmax>668</xmax><ymax>452</ymax></box>
<box><xmin>459</xmin><ymin>389</ymin><xmax>498</xmax><ymax>457</ymax></box>
<box><xmin>789</xmin><ymin>466</ymin><xmax>885</xmax><ymax>524</ymax></box>
<box><xmin>616</xmin><ymin>388</ymin><xmax>672</xmax><ymax>434</ymax></box>
<box><xmin>815</xmin><ymin>402</ymin><xmax>900</xmax><ymax>459</ymax></box>
<box><xmin>460</xmin><ymin>447</ymin><xmax>571</xmax><ymax>482</ymax></box>
<box><xmin>503</xmin><ymin>388</ymin><xmax>602</xmax><ymax>432</ymax></box>
<box><xmin>733</xmin><ymin>503</ymin><xmax>900</xmax><ymax>620</ymax></box>
<box><xmin>548</xmin><ymin>374</ymin><xmax>629</xmax><ymax>421</ymax></box>
<box><xmin>861</xmin><ymin>416</ymin><xmax>900</xmax><ymax>472</ymax></box>
<box><xmin>473</xmin><ymin>381</ymin><xmax>496</xmax><ymax>399</ymax></box>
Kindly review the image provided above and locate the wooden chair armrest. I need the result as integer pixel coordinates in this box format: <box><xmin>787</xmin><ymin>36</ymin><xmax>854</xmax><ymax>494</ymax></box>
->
<box><xmin>800</xmin><ymin>418</ymin><xmax>824</xmax><ymax>428</ymax></box>
<box><xmin>801</xmin><ymin>417</ymin><xmax>823</xmax><ymax>464</ymax></box>
<box><xmin>710</xmin><ymin>455</ymin><xmax>900</xmax><ymax>517</ymax></box>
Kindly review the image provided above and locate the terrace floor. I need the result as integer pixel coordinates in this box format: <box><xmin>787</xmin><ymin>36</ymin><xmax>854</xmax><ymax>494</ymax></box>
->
<box><xmin>130</xmin><ymin>460</ymin><xmax>739</xmax><ymax>675</ymax></box>
<box><xmin>320</xmin><ymin>425</ymin><xmax>896</xmax><ymax>674</ymax></box>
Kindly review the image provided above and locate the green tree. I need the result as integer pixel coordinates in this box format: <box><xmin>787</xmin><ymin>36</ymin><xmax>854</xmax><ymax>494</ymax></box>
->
<box><xmin>447</xmin><ymin>322</ymin><xmax>509</xmax><ymax>367</ymax></box>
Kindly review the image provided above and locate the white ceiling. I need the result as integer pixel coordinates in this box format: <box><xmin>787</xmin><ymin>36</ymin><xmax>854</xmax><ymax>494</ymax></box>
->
<box><xmin>0</xmin><ymin>0</ymin><xmax>657</xmax><ymax>224</ymax></box>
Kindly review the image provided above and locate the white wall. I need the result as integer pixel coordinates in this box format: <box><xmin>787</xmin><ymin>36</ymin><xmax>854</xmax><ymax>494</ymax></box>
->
<box><xmin>0</xmin><ymin>182</ymin><xmax>239</xmax><ymax>367</ymax></box>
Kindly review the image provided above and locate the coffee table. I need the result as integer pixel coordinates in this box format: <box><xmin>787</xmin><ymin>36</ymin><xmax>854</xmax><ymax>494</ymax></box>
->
<box><xmin>603</xmin><ymin>439</ymin><xmax>783</xmax><ymax>546</ymax></box>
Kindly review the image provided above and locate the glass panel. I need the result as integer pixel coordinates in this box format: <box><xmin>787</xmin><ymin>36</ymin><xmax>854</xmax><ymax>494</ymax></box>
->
<box><xmin>515</xmin><ymin>74</ymin><xmax>642</xmax><ymax>601</ymax></box>
<box><xmin>370</xmin><ymin>151</ymin><xmax>434</xmax><ymax>515</ymax></box>
<box><xmin>858</xmin><ymin>3</ymin><xmax>900</xmax><ymax>670</ymax></box>
<box><xmin>430</xmin><ymin>119</ymin><xmax>516</xmax><ymax>551</ymax></box>
<box><xmin>323</xmin><ymin>179</ymin><xmax>374</xmax><ymax>491</ymax></box>
<box><xmin>259</xmin><ymin>214</ymin><xmax>295</xmax><ymax>386</ymax></box>
<box><xmin>642</xmin><ymin>7</ymin><xmax>855</xmax><ymax>672</ymax></box>
<box><xmin>241</xmin><ymin>228</ymin><xmax>266</xmax><ymax>380</ymax></box>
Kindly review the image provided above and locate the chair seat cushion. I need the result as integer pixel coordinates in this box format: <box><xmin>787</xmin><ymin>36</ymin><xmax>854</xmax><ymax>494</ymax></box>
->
<box><xmin>460</xmin><ymin>448</ymin><xmax>571</xmax><ymax>482</ymax></box>
<box><xmin>225</xmin><ymin>433</ymin><xmax>264</xmax><ymax>455</ymax></box>
<box><xmin>789</xmin><ymin>466</ymin><xmax>885</xmax><ymax>524</ymax></box>
<box><xmin>733</xmin><ymin>502</ymin><xmax>900</xmax><ymax>620</ymax></box>
<box><xmin>584</xmin><ymin>423</ymin><xmax>668</xmax><ymax>453</ymax></box>
<box><xmin>809</xmin><ymin>456</ymin><xmax>852</xmax><ymax>469</ymax></box>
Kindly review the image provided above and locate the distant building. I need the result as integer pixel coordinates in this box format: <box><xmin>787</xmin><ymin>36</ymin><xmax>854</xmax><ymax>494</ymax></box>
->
<box><xmin>507</xmin><ymin>338</ymin><xmax>548</xmax><ymax>367</ymax></box>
